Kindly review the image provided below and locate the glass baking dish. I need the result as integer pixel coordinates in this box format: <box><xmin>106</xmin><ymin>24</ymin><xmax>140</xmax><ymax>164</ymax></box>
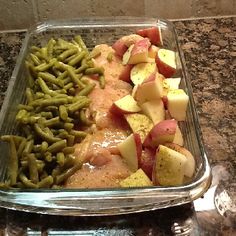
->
<box><xmin>0</xmin><ymin>17</ymin><xmax>211</xmax><ymax>216</ymax></box>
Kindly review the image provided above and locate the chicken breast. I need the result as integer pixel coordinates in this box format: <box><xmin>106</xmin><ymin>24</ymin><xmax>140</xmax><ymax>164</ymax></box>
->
<box><xmin>64</xmin><ymin>44</ymin><xmax>132</xmax><ymax>188</ymax></box>
<box><xmin>65</xmin><ymin>155</ymin><xmax>131</xmax><ymax>188</ymax></box>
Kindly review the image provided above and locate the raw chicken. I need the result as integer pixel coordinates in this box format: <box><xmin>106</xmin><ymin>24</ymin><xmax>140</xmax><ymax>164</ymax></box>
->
<box><xmin>65</xmin><ymin>155</ymin><xmax>131</xmax><ymax>188</ymax></box>
<box><xmin>65</xmin><ymin>44</ymin><xmax>132</xmax><ymax>188</ymax></box>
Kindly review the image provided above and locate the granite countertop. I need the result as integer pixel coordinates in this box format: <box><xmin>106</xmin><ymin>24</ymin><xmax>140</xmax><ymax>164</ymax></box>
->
<box><xmin>0</xmin><ymin>17</ymin><xmax>235</xmax><ymax>235</ymax></box>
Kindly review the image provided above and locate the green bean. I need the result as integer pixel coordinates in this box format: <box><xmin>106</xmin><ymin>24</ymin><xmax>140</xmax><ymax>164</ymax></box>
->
<box><xmin>52</xmin><ymin>163</ymin><xmax>61</xmax><ymax>175</ymax></box>
<box><xmin>68</xmin><ymin>51</ymin><xmax>87</xmax><ymax>66</ymax></box>
<box><xmin>34</xmin><ymin>123</ymin><xmax>61</xmax><ymax>143</ymax></box>
<box><xmin>44</xmin><ymin>126</ymin><xmax>54</xmax><ymax>137</ymax></box>
<box><xmin>16</xmin><ymin>109</ymin><xmax>28</xmax><ymax>122</ymax></box>
<box><xmin>56</xmin><ymin>152</ymin><xmax>65</xmax><ymax>166</ymax></box>
<box><xmin>68</xmin><ymin>87</ymin><xmax>76</xmax><ymax>95</ymax></box>
<box><xmin>85</xmin><ymin>67</ymin><xmax>104</xmax><ymax>75</ymax></box>
<box><xmin>46</xmin><ymin>38</ymin><xmax>56</xmax><ymax>59</ymax></box>
<box><xmin>62</xmin><ymin>146</ymin><xmax>75</xmax><ymax>155</ymax></box>
<box><xmin>99</xmin><ymin>75</ymin><xmax>105</xmax><ymax>89</ymax></box>
<box><xmin>78</xmin><ymin>82</ymin><xmax>95</xmax><ymax>96</ymax></box>
<box><xmin>8</xmin><ymin>136</ymin><xmax>18</xmax><ymax>185</ymax></box>
<box><xmin>44</xmin><ymin>152</ymin><xmax>53</xmax><ymax>162</ymax></box>
<box><xmin>21</xmin><ymin>160</ymin><xmax>45</xmax><ymax>171</ymax></box>
<box><xmin>43</xmin><ymin>106</ymin><xmax>58</xmax><ymax>115</ymax></box>
<box><xmin>57</xmin><ymin>130</ymin><xmax>69</xmax><ymax>139</ymax></box>
<box><xmin>64</xmin><ymin>54</ymin><xmax>77</xmax><ymax>63</ymax></box>
<box><xmin>37</xmin><ymin>77</ymin><xmax>57</xmax><ymax>96</ymax></box>
<box><xmin>58</xmin><ymin>48</ymin><xmax>78</xmax><ymax>61</ymax></box>
<box><xmin>28</xmin><ymin>116</ymin><xmax>41</xmax><ymax>125</ymax></box>
<box><xmin>35</xmin><ymin>153</ymin><xmax>42</xmax><ymax>160</ymax></box>
<box><xmin>40</xmin><ymin>47</ymin><xmax>48</xmax><ymax>61</ymax></box>
<box><xmin>75</xmin><ymin>64</ymin><xmax>89</xmax><ymax>74</ymax></box>
<box><xmin>80</xmin><ymin>109</ymin><xmax>93</xmax><ymax>125</ymax></box>
<box><xmin>74</xmin><ymin>35</ymin><xmax>87</xmax><ymax>51</ymax></box>
<box><xmin>39</xmin><ymin>97</ymin><xmax>68</xmax><ymax>107</ymax></box>
<box><xmin>107</xmin><ymin>52</ymin><xmax>113</xmax><ymax>62</ymax></box>
<box><xmin>57</xmin><ymin>70</ymin><xmax>68</xmax><ymax>80</ymax></box>
<box><xmin>57</xmin><ymin>38</ymin><xmax>74</xmax><ymax>49</ymax></box>
<box><xmin>66</xmin><ymin>134</ymin><xmax>75</xmax><ymax>146</ymax></box>
<box><xmin>70</xmin><ymin>130</ymin><xmax>87</xmax><ymax>138</ymax></box>
<box><xmin>30</xmin><ymin>53</ymin><xmax>41</xmax><ymax>66</ymax></box>
<box><xmin>59</xmin><ymin>105</ymin><xmax>68</xmax><ymax>121</ymax></box>
<box><xmin>52</xmin><ymin>66</ymin><xmax>61</xmax><ymax>77</ymax></box>
<box><xmin>38</xmin><ymin>72</ymin><xmax>64</xmax><ymax>87</ymax></box>
<box><xmin>55</xmin><ymin>162</ymin><xmax>82</xmax><ymax>185</ymax></box>
<box><xmin>37</xmin><ymin>175</ymin><xmax>53</xmax><ymax>188</ymax></box>
<box><xmin>41</xmin><ymin>141</ymin><xmax>48</xmax><ymax>153</ymax></box>
<box><xmin>64</xmin><ymin>122</ymin><xmax>73</xmax><ymax>131</ymax></box>
<box><xmin>19</xmin><ymin>172</ymin><xmax>37</xmax><ymax>188</ymax></box>
<box><xmin>33</xmin><ymin>144</ymin><xmax>41</xmax><ymax>152</ymax></box>
<box><xmin>31</xmin><ymin>46</ymin><xmax>40</xmax><ymax>52</ymax></box>
<box><xmin>55</xmin><ymin>88</ymin><xmax>67</xmax><ymax>94</ymax></box>
<box><xmin>17</xmin><ymin>104</ymin><xmax>33</xmax><ymax>111</ymax></box>
<box><xmin>47</xmin><ymin>139</ymin><xmax>67</xmax><ymax>153</ymax></box>
<box><xmin>62</xmin><ymin>77</ymin><xmax>71</xmax><ymax>85</ymax></box>
<box><xmin>25</xmin><ymin>88</ymin><xmax>34</xmax><ymax>103</ymax></box>
<box><xmin>1</xmin><ymin>135</ymin><xmax>24</xmax><ymax>146</ymax></box>
<box><xmin>0</xmin><ymin>182</ymin><xmax>10</xmax><ymax>189</ymax></box>
<box><xmin>25</xmin><ymin>61</ymin><xmax>37</xmax><ymax>79</ymax></box>
<box><xmin>34</xmin><ymin>58</ymin><xmax>57</xmax><ymax>72</ymax></box>
<box><xmin>67</xmin><ymin>98</ymin><xmax>90</xmax><ymax>113</ymax></box>
<box><xmin>22</xmin><ymin>139</ymin><xmax>34</xmax><ymax>156</ymax></box>
<box><xmin>40</xmin><ymin>111</ymin><xmax>53</xmax><ymax>119</ymax></box>
<box><xmin>63</xmin><ymin>82</ymin><xmax>73</xmax><ymax>91</ymax></box>
<box><xmin>86</xmin><ymin>59</ymin><xmax>94</xmax><ymax>67</ymax></box>
<box><xmin>34</xmin><ymin>51</ymin><xmax>46</xmax><ymax>61</ymax></box>
<box><xmin>35</xmin><ymin>92</ymin><xmax>45</xmax><ymax>99</ymax></box>
<box><xmin>43</xmin><ymin>116</ymin><xmax>61</xmax><ymax>127</ymax></box>
<box><xmin>64</xmin><ymin>155</ymin><xmax>76</xmax><ymax>168</ymax></box>
<box><xmin>17</xmin><ymin>138</ymin><xmax>27</xmax><ymax>157</ymax></box>
<box><xmin>66</xmin><ymin>66</ymin><xmax>85</xmax><ymax>89</ymax></box>
<box><xmin>27</xmin><ymin>154</ymin><xmax>39</xmax><ymax>184</ymax></box>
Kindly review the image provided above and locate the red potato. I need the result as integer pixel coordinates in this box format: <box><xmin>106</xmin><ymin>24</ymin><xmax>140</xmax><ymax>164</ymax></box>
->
<box><xmin>110</xmin><ymin>94</ymin><xmax>141</xmax><ymax>115</ymax></box>
<box><xmin>155</xmin><ymin>49</ymin><xmax>176</xmax><ymax>78</ymax></box>
<box><xmin>173</xmin><ymin>124</ymin><xmax>184</xmax><ymax>146</ymax></box>
<box><xmin>162</xmin><ymin>95</ymin><xmax>168</xmax><ymax>109</ymax></box>
<box><xmin>123</xmin><ymin>38</ymin><xmax>151</xmax><ymax>65</ymax></box>
<box><xmin>137</xmin><ymin>26</ymin><xmax>162</xmax><ymax>46</ymax></box>
<box><xmin>143</xmin><ymin>119</ymin><xmax>177</xmax><ymax>148</ymax></box>
<box><xmin>124</xmin><ymin>113</ymin><xmax>153</xmax><ymax>142</ymax></box>
<box><xmin>112</xmin><ymin>39</ymin><xmax>128</xmax><ymax>57</ymax></box>
<box><xmin>139</xmin><ymin>147</ymin><xmax>156</xmax><ymax>179</ymax></box>
<box><xmin>148</xmin><ymin>45</ymin><xmax>159</xmax><ymax>59</ymax></box>
<box><xmin>119</xmin><ymin>64</ymin><xmax>133</xmax><ymax>82</ymax></box>
<box><xmin>130</xmin><ymin>62</ymin><xmax>157</xmax><ymax>85</ymax></box>
<box><xmin>141</xmin><ymin>99</ymin><xmax>165</xmax><ymax>125</ymax></box>
<box><xmin>134</xmin><ymin>73</ymin><xmax>163</xmax><ymax>104</ymax></box>
<box><xmin>120</xmin><ymin>34</ymin><xmax>144</xmax><ymax>47</ymax></box>
<box><xmin>164</xmin><ymin>143</ymin><xmax>195</xmax><ymax>178</ymax></box>
<box><xmin>154</xmin><ymin>145</ymin><xmax>187</xmax><ymax>186</ymax></box>
<box><xmin>162</xmin><ymin>77</ymin><xmax>181</xmax><ymax>96</ymax></box>
<box><xmin>167</xmin><ymin>89</ymin><xmax>189</xmax><ymax>121</ymax></box>
<box><xmin>117</xmin><ymin>133</ymin><xmax>142</xmax><ymax>172</ymax></box>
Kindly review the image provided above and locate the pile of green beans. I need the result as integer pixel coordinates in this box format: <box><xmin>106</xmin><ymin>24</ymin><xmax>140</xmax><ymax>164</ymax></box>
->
<box><xmin>0</xmin><ymin>36</ymin><xmax>105</xmax><ymax>189</ymax></box>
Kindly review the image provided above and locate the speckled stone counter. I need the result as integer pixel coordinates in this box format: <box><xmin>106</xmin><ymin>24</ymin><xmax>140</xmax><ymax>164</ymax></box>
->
<box><xmin>0</xmin><ymin>17</ymin><xmax>235</xmax><ymax>235</ymax></box>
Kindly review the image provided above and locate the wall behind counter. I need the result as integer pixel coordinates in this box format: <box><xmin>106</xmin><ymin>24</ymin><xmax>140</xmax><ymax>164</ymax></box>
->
<box><xmin>0</xmin><ymin>0</ymin><xmax>235</xmax><ymax>30</ymax></box>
